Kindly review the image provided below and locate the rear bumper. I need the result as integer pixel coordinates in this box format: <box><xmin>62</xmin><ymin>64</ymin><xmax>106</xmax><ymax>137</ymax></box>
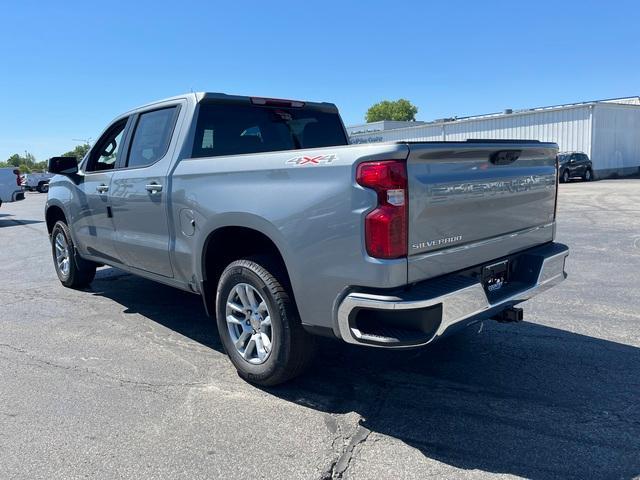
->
<box><xmin>336</xmin><ymin>242</ymin><xmax>569</xmax><ymax>348</ymax></box>
<box><xmin>1</xmin><ymin>190</ymin><xmax>25</xmax><ymax>205</ymax></box>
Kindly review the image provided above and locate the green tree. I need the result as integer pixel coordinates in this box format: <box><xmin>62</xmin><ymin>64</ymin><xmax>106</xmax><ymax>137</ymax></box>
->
<box><xmin>3</xmin><ymin>152</ymin><xmax>44</xmax><ymax>172</ymax></box>
<box><xmin>365</xmin><ymin>99</ymin><xmax>418</xmax><ymax>122</ymax></box>
<box><xmin>61</xmin><ymin>143</ymin><xmax>91</xmax><ymax>160</ymax></box>
<box><xmin>7</xmin><ymin>154</ymin><xmax>22</xmax><ymax>167</ymax></box>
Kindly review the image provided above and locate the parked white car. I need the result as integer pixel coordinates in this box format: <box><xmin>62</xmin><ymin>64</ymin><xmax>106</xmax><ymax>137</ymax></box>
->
<box><xmin>0</xmin><ymin>168</ymin><xmax>25</xmax><ymax>208</ymax></box>
<box><xmin>23</xmin><ymin>172</ymin><xmax>54</xmax><ymax>192</ymax></box>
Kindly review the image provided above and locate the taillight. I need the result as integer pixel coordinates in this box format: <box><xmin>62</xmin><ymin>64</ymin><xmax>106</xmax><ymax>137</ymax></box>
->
<box><xmin>356</xmin><ymin>160</ymin><xmax>408</xmax><ymax>259</ymax></box>
<box><xmin>13</xmin><ymin>169</ymin><xmax>20</xmax><ymax>187</ymax></box>
<box><xmin>250</xmin><ymin>97</ymin><xmax>305</xmax><ymax>108</ymax></box>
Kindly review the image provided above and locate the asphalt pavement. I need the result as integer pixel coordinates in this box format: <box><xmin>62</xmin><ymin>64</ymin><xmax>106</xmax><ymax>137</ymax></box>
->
<box><xmin>1</xmin><ymin>180</ymin><xmax>639</xmax><ymax>479</ymax></box>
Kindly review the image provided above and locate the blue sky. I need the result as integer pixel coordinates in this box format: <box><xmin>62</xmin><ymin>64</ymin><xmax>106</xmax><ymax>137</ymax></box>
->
<box><xmin>1</xmin><ymin>0</ymin><xmax>639</xmax><ymax>161</ymax></box>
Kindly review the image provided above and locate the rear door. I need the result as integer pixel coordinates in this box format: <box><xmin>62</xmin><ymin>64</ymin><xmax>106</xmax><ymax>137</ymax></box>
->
<box><xmin>110</xmin><ymin>102</ymin><xmax>183</xmax><ymax>277</ymax></box>
<box><xmin>74</xmin><ymin>117</ymin><xmax>130</xmax><ymax>262</ymax></box>
<box><xmin>569</xmin><ymin>153</ymin><xmax>580</xmax><ymax>176</ymax></box>
<box><xmin>405</xmin><ymin>142</ymin><xmax>558</xmax><ymax>282</ymax></box>
<box><xmin>578</xmin><ymin>153</ymin><xmax>589</xmax><ymax>175</ymax></box>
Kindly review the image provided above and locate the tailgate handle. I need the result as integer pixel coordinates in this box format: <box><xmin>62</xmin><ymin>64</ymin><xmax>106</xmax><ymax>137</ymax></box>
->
<box><xmin>489</xmin><ymin>150</ymin><xmax>521</xmax><ymax>165</ymax></box>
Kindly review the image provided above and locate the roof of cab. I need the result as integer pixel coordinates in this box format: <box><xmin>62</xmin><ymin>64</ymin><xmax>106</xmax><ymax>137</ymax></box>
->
<box><xmin>122</xmin><ymin>92</ymin><xmax>339</xmax><ymax>116</ymax></box>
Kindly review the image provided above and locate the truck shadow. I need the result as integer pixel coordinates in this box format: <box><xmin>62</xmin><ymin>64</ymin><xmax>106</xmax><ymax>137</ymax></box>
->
<box><xmin>0</xmin><ymin>214</ymin><xmax>44</xmax><ymax>228</ymax></box>
<box><xmin>91</xmin><ymin>268</ymin><xmax>640</xmax><ymax>480</ymax></box>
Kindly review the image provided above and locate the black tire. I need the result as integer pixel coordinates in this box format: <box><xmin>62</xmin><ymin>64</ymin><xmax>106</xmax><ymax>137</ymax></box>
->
<box><xmin>562</xmin><ymin>170</ymin><xmax>570</xmax><ymax>183</ymax></box>
<box><xmin>51</xmin><ymin>221</ymin><xmax>97</xmax><ymax>288</ymax></box>
<box><xmin>215</xmin><ymin>256</ymin><xmax>315</xmax><ymax>386</ymax></box>
<box><xmin>37</xmin><ymin>182</ymin><xmax>49</xmax><ymax>193</ymax></box>
<box><xmin>584</xmin><ymin>169</ymin><xmax>592</xmax><ymax>181</ymax></box>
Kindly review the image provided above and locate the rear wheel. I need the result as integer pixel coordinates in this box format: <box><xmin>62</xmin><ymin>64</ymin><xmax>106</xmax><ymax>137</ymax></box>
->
<box><xmin>51</xmin><ymin>221</ymin><xmax>96</xmax><ymax>288</ymax></box>
<box><xmin>584</xmin><ymin>169</ymin><xmax>592</xmax><ymax>181</ymax></box>
<box><xmin>37</xmin><ymin>182</ymin><xmax>49</xmax><ymax>193</ymax></box>
<box><xmin>215</xmin><ymin>257</ymin><xmax>315</xmax><ymax>386</ymax></box>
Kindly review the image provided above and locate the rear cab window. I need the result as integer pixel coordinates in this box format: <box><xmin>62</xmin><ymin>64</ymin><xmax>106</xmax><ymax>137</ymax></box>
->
<box><xmin>191</xmin><ymin>101</ymin><xmax>348</xmax><ymax>158</ymax></box>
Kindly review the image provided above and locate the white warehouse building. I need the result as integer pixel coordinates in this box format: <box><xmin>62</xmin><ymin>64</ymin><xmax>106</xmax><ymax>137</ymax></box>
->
<box><xmin>348</xmin><ymin>97</ymin><xmax>640</xmax><ymax>178</ymax></box>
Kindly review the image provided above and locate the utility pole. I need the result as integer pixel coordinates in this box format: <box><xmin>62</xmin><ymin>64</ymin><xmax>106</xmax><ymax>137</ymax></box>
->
<box><xmin>72</xmin><ymin>137</ymin><xmax>93</xmax><ymax>146</ymax></box>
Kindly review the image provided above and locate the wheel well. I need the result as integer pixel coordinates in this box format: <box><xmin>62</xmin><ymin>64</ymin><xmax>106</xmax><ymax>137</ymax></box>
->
<box><xmin>45</xmin><ymin>206</ymin><xmax>67</xmax><ymax>235</ymax></box>
<box><xmin>203</xmin><ymin>226</ymin><xmax>290</xmax><ymax>286</ymax></box>
<box><xmin>201</xmin><ymin>227</ymin><xmax>293</xmax><ymax>315</ymax></box>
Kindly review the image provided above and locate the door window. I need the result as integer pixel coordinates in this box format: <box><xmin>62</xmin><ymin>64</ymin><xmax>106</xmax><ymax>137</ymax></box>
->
<box><xmin>86</xmin><ymin>119</ymin><xmax>128</xmax><ymax>172</ymax></box>
<box><xmin>126</xmin><ymin>107</ymin><xmax>179</xmax><ymax>168</ymax></box>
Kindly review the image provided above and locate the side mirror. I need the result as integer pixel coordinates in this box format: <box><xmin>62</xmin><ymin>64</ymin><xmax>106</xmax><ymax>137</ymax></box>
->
<box><xmin>48</xmin><ymin>156</ymin><xmax>79</xmax><ymax>175</ymax></box>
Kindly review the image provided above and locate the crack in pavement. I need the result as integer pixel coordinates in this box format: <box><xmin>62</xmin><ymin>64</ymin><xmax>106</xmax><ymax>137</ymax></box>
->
<box><xmin>0</xmin><ymin>342</ymin><xmax>206</xmax><ymax>392</ymax></box>
<box><xmin>318</xmin><ymin>378</ymin><xmax>390</xmax><ymax>479</ymax></box>
<box><xmin>327</xmin><ymin>425</ymin><xmax>371</xmax><ymax>479</ymax></box>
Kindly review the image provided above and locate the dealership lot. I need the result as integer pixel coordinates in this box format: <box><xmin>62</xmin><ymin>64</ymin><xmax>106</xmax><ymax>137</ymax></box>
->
<box><xmin>1</xmin><ymin>181</ymin><xmax>639</xmax><ymax>479</ymax></box>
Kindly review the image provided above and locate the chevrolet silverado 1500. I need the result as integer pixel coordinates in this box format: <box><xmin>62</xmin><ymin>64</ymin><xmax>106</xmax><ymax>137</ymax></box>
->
<box><xmin>46</xmin><ymin>93</ymin><xmax>569</xmax><ymax>385</ymax></box>
<box><xmin>23</xmin><ymin>172</ymin><xmax>55</xmax><ymax>192</ymax></box>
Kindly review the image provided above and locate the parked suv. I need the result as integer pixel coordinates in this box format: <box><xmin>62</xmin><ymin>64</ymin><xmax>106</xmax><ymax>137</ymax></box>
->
<box><xmin>558</xmin><ymin>152</ymin><xmax>593</xmax><ymax>182</ymax></box>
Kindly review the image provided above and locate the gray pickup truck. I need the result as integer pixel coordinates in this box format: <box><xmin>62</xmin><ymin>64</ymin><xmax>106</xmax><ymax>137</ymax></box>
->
<box><xmin>46</xmin><ymin>93</ymin><xmax>568</xmax><ymax>385</ymax></box>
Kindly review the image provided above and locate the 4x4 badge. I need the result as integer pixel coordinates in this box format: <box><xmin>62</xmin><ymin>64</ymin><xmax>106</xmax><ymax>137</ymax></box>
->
<box><xmin>286</xmin><ymin>154</ymin><xmax>337</xmax><ymax>166</ymax></box>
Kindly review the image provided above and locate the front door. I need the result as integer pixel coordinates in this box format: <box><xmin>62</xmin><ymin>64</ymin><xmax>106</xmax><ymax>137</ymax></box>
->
<box><xmin>73</xmin><ymin>118</ymin><xmax>129</xmax><ymax>263</ymax></box>
<box><xmin>110</xmin><ymin>104</ymin><xmax>182</xmax><ymax>278</ymax></box>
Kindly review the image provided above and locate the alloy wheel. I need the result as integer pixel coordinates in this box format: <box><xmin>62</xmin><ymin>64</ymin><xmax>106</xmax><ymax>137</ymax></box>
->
<box><xmin>225</xmin><ymin>283</ymin><xmax>273</xmax><ymax>364</ymax></box>
<box><xmin>54</xmin><ymin>232</ymin><xmax>70</xmax><ymax>277</ymax></box>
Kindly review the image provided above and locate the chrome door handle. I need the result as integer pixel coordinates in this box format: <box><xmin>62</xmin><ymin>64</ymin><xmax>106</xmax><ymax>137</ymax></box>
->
<box><xmin>96</xmin><ymin>184</ymin><xmax>109</xmax><ymax>193</ymax></box>
<box><xmin>145</xmin><ymin>183</ymin><xmax>163</xmax><ymax>194</ymax></box>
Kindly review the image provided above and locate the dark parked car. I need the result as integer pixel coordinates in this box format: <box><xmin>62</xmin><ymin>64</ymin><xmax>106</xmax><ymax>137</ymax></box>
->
<box><xmin>558</xmin><ymin>152</ymin><xmax>593</xmax><ymax>182</ymax></box>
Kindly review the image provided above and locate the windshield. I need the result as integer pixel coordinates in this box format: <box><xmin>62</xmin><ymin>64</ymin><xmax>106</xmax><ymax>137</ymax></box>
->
<box><xmin>558</xmin><ymin>154</ymin><xmax>570</xmax><ymax>164</ymax></box>
<box><xmin>192</xmin><ymin>102</ymin><xmax>348</xmax><ymax>158</ymax></box>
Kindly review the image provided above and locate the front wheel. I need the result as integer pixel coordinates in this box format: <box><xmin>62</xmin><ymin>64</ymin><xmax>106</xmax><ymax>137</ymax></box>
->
<box><xmin>215</xmin><ymin>257</ymin><xmax>315</xmax><ymax>386</ymax></box>
<box><xmin>562</xmin><ymin>170</ymin><xmax>570</xmax><ymax>183</ymax></box>
<box><xmin>51</xmin><ymin>221</ymin><xmax>97</xmax><ymax>288</ymax></box>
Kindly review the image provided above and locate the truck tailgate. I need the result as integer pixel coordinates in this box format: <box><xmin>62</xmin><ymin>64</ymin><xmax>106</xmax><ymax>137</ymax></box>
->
<box><xmin>406</xmin><ymin>141</ymin><xmax>558</xmax><ymax>283</ymax></box>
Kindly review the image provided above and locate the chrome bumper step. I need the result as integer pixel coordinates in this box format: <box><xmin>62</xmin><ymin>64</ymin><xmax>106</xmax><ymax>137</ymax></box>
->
<box><xmin>337</xmin><ymin>243</ymin><xmax>569</xmax><ymax>348</ymax></box>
